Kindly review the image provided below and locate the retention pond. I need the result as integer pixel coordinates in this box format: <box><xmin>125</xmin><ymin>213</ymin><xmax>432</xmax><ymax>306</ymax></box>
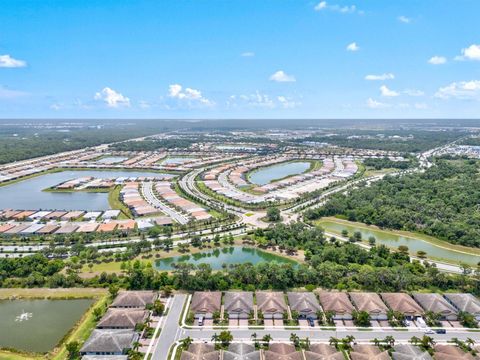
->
<box><xmin>248</xmin><ymin>161</ymin><xmax>311</xmax><ymax>186</ymax></box>
<box><xmin>154</xmin><ymin>246</ymin><xmax>298</xmax><ymax>270</ymax></box>
<box><xmin>0</xmin><ymin>298</ymin><xmax>93</xmax><ymax>353</ymax></box>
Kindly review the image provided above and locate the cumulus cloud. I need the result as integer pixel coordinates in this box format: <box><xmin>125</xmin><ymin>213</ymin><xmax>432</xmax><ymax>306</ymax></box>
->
<box><xmin>314</xmin><ymin>1</ymin><xmax>360</xmax><ymax>14</ymax></box>
<box><xmin>366</xmin><ymin>98</ymin><xmax>389</xmax><ymax>109</ymax></box>
<box><xmin>428</xmin><ymin>56</ymin><xmax>447</xmax><ymax>65</ymax></box>
<box><xmin>228</xmin><ymin>92</ymin><xmax>300</xmax><ymax>109</ymax></box>
<box><xmin>241</xmin><ymin>52</ymin><xmax>255</xmax><ymax>57</ymax></box>
<box><xmin>380</xmin><ymin>85</ymin><xmax>399</xmax><ymax>97</ymax></box>
<box><xmin>398</xmin><ymin>15</ymin><xmax>411</xmax><ymax>23</ymax></box>
<box><xmin>269</xmin><ymin>70</ymin><xmax>296</xmax><ymax>82</ymax></box>
<box><xmin>94</xmin><ymin>87</ymin><xmax>131</xmax><ymax>108</ymax></box>
<box><xmin>456</xmin><ymin>44</ymin><xmax>480</xmax><ymax>61</ymax></box>
<box><xmin>0</xmin><ymin>54</ymin><xmax>27</xmax><ymax>68</ymax></box>
<box><xmin>403</xmin><ymin>89</ymin><xmax>425</xmax><ymax>97</ymax></box>
<box><xmin>346</xmin><ymin>42</ymin><xmax>359</xmax><ymax>52</ymax></box>
<box><xmin>365</xmin><ymin>73</ymin><xmax>394</xmax><ymax>81</ymax></box>
<box><xmin>168</xmin><ymin>84</ymin><xmax>214</xmax><ymax>107</ymax></box>
<box><xmin>435</xmin><ymin>80</ymin><xmax>480</xmax><ymax>100</ymax></box>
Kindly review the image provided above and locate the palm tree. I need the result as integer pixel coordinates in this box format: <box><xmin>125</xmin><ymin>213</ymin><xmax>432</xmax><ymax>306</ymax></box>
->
<box><xmin>466</xmin><ymin>338</ymin><xmax>476</xmax><ymax>350</ymax></box>
<box><xmin>383</xmin><ymin>335</ymin><xmax>395</xmax><ymax>348</ymax></box>
<box><xmin>211</xmin><ymin>333</ymin><xmax>220</xmax><ymax>346</ymax></box>
<box><xmin>329</xmin><ymin>337</ymin><xmax>339</xmax><ymax>349</ymax></box>
<box><xmin>419</xmin><ymin>336</ymin><xmax>435</xmax><ymax>352</ymax></box>
<box><xmin>262</xmin><ymin>334</ymin><xmax>272</xmax><ymax>348</ymax></box>
<box><xmin>180</xmin><ymin>337</ymin><xmax>193</xmax><ymax>350</ymax></box>
<box><xmin>409</xmin><ymin>336</ymin><xmax>421</xmax><ymax>346</ymax></box>
<box><xmin>290</xmin><ymin>333</ymin><xmax>300</xmax><ymax>347</ymax></box>
<box><xmin>372</xmin><ymin>338</ymin><xmax>381</xmax><ymax>347</ymax></box>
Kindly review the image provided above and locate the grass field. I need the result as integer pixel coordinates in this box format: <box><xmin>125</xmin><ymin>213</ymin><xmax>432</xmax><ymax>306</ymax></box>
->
<box><xmin>108</xmin><ymin>185</ymin><xmax>131</xmax><ymax>219</ymax></box>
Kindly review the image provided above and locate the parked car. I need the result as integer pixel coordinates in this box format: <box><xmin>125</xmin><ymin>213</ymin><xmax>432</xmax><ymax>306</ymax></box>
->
<box><xmin>435</xmin><ymin>329</ymin><xmax>446</xmax><ymax>334</ymax></box>
<box><xmin>308</xmin><ymin>318</ymin><xmax>315</xmax><ymax>327</ymax></box>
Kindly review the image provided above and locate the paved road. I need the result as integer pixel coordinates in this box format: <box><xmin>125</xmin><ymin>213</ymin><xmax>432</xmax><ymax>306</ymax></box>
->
<box><xmin>151</xmin><ymin>294</ymin><xmax>188</xmax><ymax>360</ymax></box>
<box><xmin>141</xmin><ymin>181</ymin><xmax>190</xmax><ymax>224</ymax></box>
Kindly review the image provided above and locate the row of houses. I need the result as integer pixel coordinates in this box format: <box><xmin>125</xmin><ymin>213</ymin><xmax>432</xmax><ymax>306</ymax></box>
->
<box><xmin>0</xmin><ymin>209</ymin><xmax>120</xmax><ymax>221</ymax></box>
<box><xmin>190</xmin><ymin>291</ymin><xmax>480</xmax><ymax>323</ymax></box>
<box><xmin>154</xmin><ymin>181</ymin><xmax>211</xmax><ymax>221</ymax></box>
<box><xmin>80</xmin><ymin>290</ymin><xmax>158</xmax><ymax>358</ymax></box>
<box><xmin>181</xmin><ymin>342</ymin><xmax>479</xmax><ymax>360</ymax></box>
<box><xmin>120</xmin><ymin>182</ymin><xmax>160</xmax><ymax>216</ymax></box>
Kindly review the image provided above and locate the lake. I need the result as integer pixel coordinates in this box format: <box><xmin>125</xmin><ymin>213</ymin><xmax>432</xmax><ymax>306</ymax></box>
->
<box><xmin>0</xmin><ymin>298</ymin><xmax>93</xmax><ymax>353</ymax></box>
<box><xmin>96</xmin><ymin>156</ymin><xmax>128</xmax><ymax>164</ymax></box>
<box><xmin>160</xmin><ymin>156</ymin><xmax>196</xmax><ymax>165</ymax></box>
<box><xmin>154</xmin><ymin>246</ymin><xmax>297</xmax><ymax>270</ymax></box>
<box><xmin>319</xmin><ymin>220</ymin><xmax>480</xmax><ymax>265</ymax></box>
<box><xmin>248</xmin><ymin>161</ymin><xmax>311</xmax><ymax>186</ymax></box>
<box><xmin>0</xmin><ymin>170</ymin><xmax>171</xmax><ymax>210</ymax></box>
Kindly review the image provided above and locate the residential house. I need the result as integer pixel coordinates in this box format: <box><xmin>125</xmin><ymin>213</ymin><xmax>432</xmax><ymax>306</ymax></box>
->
<box><xmin>190</xmin><ymin>291</ymin><xmax>222</xmax><ymax>319</ymax></box>
<box><xmin>256</xmin><ymin>291</ymin><xmax>288</xmax><ymax>319</ymax></box>
<box><xmin>317</xmin><ymin>291</ymin><xmax>354</xmax><ymax>320</ymax></box>
<box><xmin>349</xmin><ymin>292</ymin><xmax>389</xmax><ymax>320</ymax></box>
<box><xmin>180</xmin><ymin>343</ymin><xmax>220</xmax><ymax>360</ymax></box>
<box><xmin>433</xmin><ymin>344</ymin><xmax>476</xmax><ymax>360</ymax></box>
<box><xmin>224</xmin><ymin>291</ymin><xmax>253</xmax><ymax>319</ymax></box>
<box><xmin>391</xmin><ymin>344</ymin><xmax>433</xmax><ymax>360</ymax></box>
<box><xmin>111</xmin><ymin>291</ymin><xmax>157</xmax><ymax>309</ymax></box>
<box><xmin>349</xmin><ymin>345</ymin><xmax>390</xmax><ymax>360</ymax></box>
<box><xmin>304</xmin><ymin>343</ymin><xmax>344</xmax><ymax>360</ymax></box>
<box><xmin>381</xmin><ymin>293</ymin><xmax>423</xmax><ymax>320</ymax></box>
<box><xmin>287</xmin><ymin>292</ymin><xmax>322</xmax><ymax>319</ymax></box>
<box><xmin>223</xmin><ymin>343</ymin><xmax>260</xmax><ymax>360</ymax></box>
<box><xmin>444</xmin><ymin>293</ymin><xmax>480</xmax><ymax>321</ymax></box>
<box><xmin>80</xmin><ymin>329</ymin><xmax>138</xmax><ymax>356</ymax></box>
<box><xmin>264</xmin><ymin>343</ymin><xmax>303</xmax><ymax>360</ymax></box>
<box><xmin>97</xmin><ymin>308</ymin><xmax>147</xmax><ymax>329</ymax></box>
<box><xmin>412</xmin><ymin>293</ymin><xmax>458</xmax><ymax>320</ymax></box>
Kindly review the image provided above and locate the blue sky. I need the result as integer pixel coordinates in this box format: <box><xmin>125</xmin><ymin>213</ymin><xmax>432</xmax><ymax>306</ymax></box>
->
<box><xmin>1</xmin><ymin>0</ymin><xmax>479</xmax><ymax>119</ymax></box>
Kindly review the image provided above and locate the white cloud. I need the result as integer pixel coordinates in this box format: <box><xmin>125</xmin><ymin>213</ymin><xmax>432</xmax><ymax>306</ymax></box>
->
<box><xmin>458</xmin><ymin>44</ymin><xmax>480</xmax><ymax>61</ymax></box>
<box><xmin>435</xmin><ymin>80</ymin><xmax>480</xmax><ymax>100</ymax></box>
<box><xmin>0</xmin><ymin>55</ymin><xmax>27</xmax><ymax>68</ymax></box>
<box><xmin>380</xmin><ymin>85</ymin><xmax>399</xmax><ymax>97</ymax></box>
<box><xmin>314</xmin><ymin>1</ymin><xmax>359</xmax><ymax>14</ymax></box>
<box><xmin>269</xmin><ymin>70</ymin><xmax>296</xmax><ymax>82</ymax></box>
<box><xmin>94</xmin><ymin>87</ymin><xmax>131</xmax><ymax>108</ymax></box>
<box><xmin>403</xmin><ymin>89</ymin><xmax>425</xmax><ymax>97</ymax></box>
<box><xmin>398</xmin><ymin>15</ymin><xmax>411</xmax><ymax>23</ymax></box>
<box><xmin>0</xmin><ymin>85</ymin><xmax>27</xmax><ymax>99</ymax></box>
<box><xmin>414</xmin><ymin>103</ymin><xmax>428</xmax><ymax>109</ymax></box>
<box><xmin>366</xmin><ymin>98</ymin><xmax>389</xmax><ymax>109</ymax></box>
<box><xmin>365</xmin><ymin>73</ymin><xmax>394</xmax><ymax>81</ymax></box>
<box><xmin>277</xmin><ymin>96</ymin><xmax>300</xmax><ymax>109</ymax></box>
<box><xmin>50</xmin><ymin>103</ymin><xmax>62</xmax><ymax>110</ymax></box>
<box><xmin>228</xmin><ymin>92</ymin><xmax>300</xmax><ymax>109</ymax></box>
<box><xmin>346</xmin><ymin>42</ymin><xmax>359</xmax><ymax>52</ymax></box>
<box><xmin>168</xmin><ymin>84</ymin><xmax>214</xmax><ymax>107</ymax></box>
<box><xmin>428</xmin><ymin>56</ymin><xmax>447</xmax><ymax>65</ymax></box>
<box><xmin>138</xmin><ymin>100</ymin><xmax>151</xmax><ymax>109</ymax></box>
<box><xmin>241</xmin><ymin>52</ymin><xmax>255</xmax><ymax>57</ymax></box>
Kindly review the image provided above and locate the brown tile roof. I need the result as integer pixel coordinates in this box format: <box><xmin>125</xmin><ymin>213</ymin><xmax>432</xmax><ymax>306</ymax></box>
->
<box><xmin>97</xmin><ymin>222</ymin><xmax>118</xmax><ymax>232</ymax></box>
<box><xmin>111</xmin><ymin>291</ymin><xmax>156</xmax><ymax>308</ymax></box>
<box><xmin>381</xmin><ymin>293</ymin><xmax>424</xmax><ymax>316</ymax></box>
<box><xmin>317</xmin><ymin>291</ymin><xmax>354</xmax><ymax>315</ymax></box>
<box><xmin>349</xmin><ymin>292</ymin><xmax>389</xmax><ymax>315</ymax></box>
<box><xmin>191</xmin><ymin>291</ymin><xmax>222</xmax><ymax>314</ymax></box>
<box><xmin>256</xmin><ymin>291</ymin><xmax>287</xmax><ymax>314</ymax></box>
<box><xmin>97</xmin><ymin>308</ymin><xmax>147</xmax><ymax>329</ymax></box>
<box><xmin>350</xmin><ymin>345</ymin><xmax>390</xmax><ymax>360</ymax></box>
<box><xmin>412</xmin><ymin>293</ymin><xmax>458</xmax><ymax>317</ymax></box>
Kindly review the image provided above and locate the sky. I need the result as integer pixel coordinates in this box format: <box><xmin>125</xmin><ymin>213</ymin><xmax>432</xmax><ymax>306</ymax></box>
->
<box><xmin>0</xmin><ymin>0</ymin><xmax>480</xmax><ymax>119</ymax></box>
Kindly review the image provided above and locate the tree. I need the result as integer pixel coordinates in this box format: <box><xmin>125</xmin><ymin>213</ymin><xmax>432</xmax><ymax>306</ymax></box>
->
<box><xmin>368</xmin><ymin>236</ymin><xmax>376</xmax><ymax>246</ymax></box>
<box><xmin>66</xmin><ymin>341</ymin><xmax>80</xmax><ymax>359</ymax></box>
<box><xmin>153</xmin><ymin>300</ymin><xmax>165</xmax><ymax>316</ymax></box>
<box><xmin>218</xmin><ymin>330</ymin><xmax>233</xmax><ymax>348</ymax></box>
<box><xmin>383</xmin><ymin>336</ymin><xmax>395</xmax><ymax>348</ymax></box>
<box><xmin>418</xmin><ymin>335</ymin><xmax>435</xmax><ymax>352</ymax></box>
<box><xmin>108</xmin><ymin>284</ymin><xmax>119</xmax><ymax>298</ymax></box>
<box><xmin>266</xmin><ymin>207</ymin><xmax>281</xmax><ymax>222</ymax></box>
<box><xmin>341</xmin><ymin>229</ymin><xmax>349</xmax><ymax>237</ymax></box>
<box><xmin>262</xmin><ymin>334</ymin><xmax>272</xmax><ymax>348</ymax></box>
<box><xmin>329</xmin><ymin>337</ymin><xmax>339</xmax><ymax>349</ymax></box>
<box><xmin>290</xmin><ymin>333</ymin><xmax>300</xmax><ymax>348</ymax></box>
<box><xmin>409</xmin><ymin>336</ymin><xmax>421</xmax><ymax>346</ymax></box>
<box><xmin>180</xmin><ymin>337</ymin><xmax>193</xmax><ymax>350</ymax></box>
<box><xmin>352</xmin><ymin>310</ymin><xmax>370</xmax><ymax>327</ymax></box>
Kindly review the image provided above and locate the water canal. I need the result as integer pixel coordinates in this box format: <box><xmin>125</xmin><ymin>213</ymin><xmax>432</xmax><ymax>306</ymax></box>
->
<box><xmin>318</xmin><ymin>219</ymin><xmax>480</xmax><ymax>265</ymax></box>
